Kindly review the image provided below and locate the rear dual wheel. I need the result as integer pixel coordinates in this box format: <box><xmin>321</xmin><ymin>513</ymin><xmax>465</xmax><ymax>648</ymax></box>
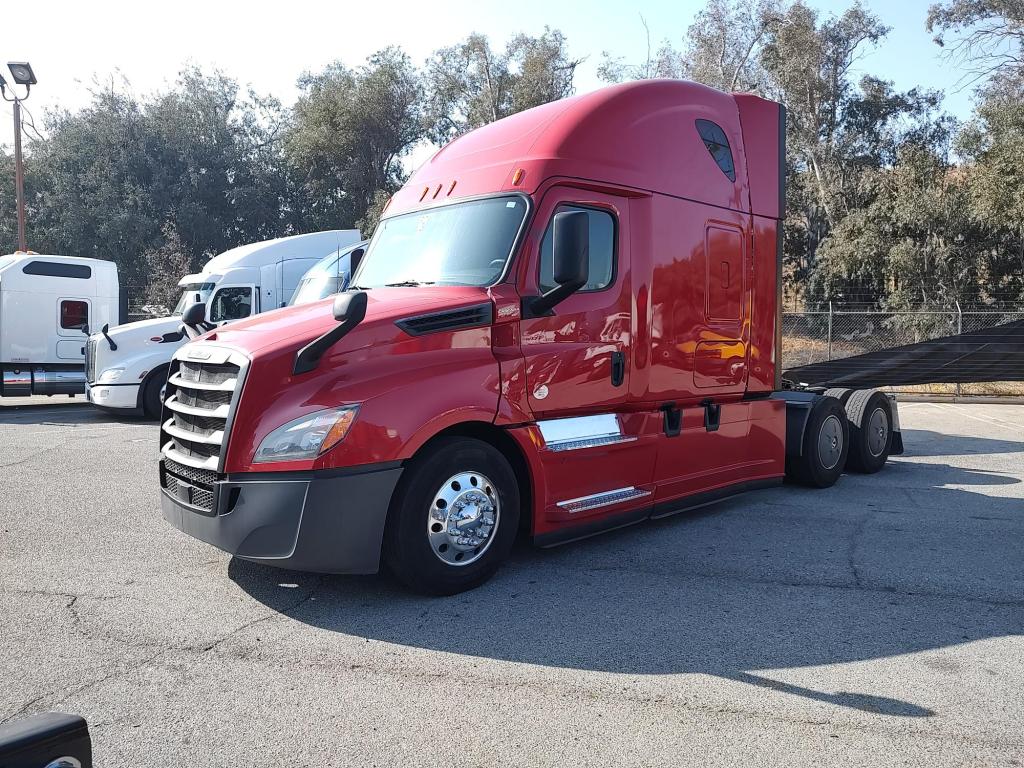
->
<box><xmin>845</xmin><ymin>390</ymin><xmax>893</xmax><ymax>474</ymax></box>
<box><xmin>786</xmin><ymin>395</ymin><xmax>849</xmax><ymax>488</ymax></box>
<box><xmin>384</xmin><ymin>437</ymin><xmax>520</xmax><ymax>596</ymax></box>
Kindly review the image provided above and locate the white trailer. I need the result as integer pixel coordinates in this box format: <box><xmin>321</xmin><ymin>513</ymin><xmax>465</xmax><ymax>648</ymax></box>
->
<box><xmin>85</xmin><ymin>230</ymin><xmax>360</xmax><ymax>417</ymax></box>
<box><xmin>0</xmin><ymin>253</ymin><xmax>121</xmax><ymax>398</ymax></box>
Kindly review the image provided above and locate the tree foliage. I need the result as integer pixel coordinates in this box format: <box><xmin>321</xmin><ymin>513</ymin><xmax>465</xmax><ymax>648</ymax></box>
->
<box><xmin>18</xmin><ymin>70</ymin><xmax>291</xmax><ymax>285</ymax></box>
<box><xmin>1</xmin><ymin>10</ymin><xmax>1022</xmax><ymax>313</ymax></box>
<box><xmin>285</xmin><ymin>48</ymin><xmax>423</xmax><ymax>232</ymax></box>
<box><xmin>422</xmin><ymin>28</ymin><xmax>579</xmax><ymax>144</ymax></box>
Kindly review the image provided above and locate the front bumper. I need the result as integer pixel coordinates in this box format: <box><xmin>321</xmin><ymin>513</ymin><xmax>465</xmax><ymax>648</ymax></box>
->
<box><xmin>86</xmin><ymin>382</ymin><xmax>140</xmax><ymax>410</ymax></box>
<box><xmin>160</xmin><ymin>461</ymin><xmax>403</xmax><ymax>574</ymax></box>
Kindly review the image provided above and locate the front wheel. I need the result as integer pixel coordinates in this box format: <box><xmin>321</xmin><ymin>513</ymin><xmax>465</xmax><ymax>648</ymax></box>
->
<box><xmin>141</xmin><ymin>369</ymin><xmax>168</xmax><ymax>420</ymax></box>
<box><xmin>383</xmin><ymin>437</ymin><xmax>520</xmax><ymax>595</ymax></box>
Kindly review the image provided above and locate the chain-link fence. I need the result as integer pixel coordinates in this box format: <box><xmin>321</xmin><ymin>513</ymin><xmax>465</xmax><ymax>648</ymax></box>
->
<box><xmin>783</xmin><ymin>305</ymin><xmax>1024</xmax><ymax>397</ymax></box>
<box><xmin>123</xmin><ymin>285</ymin><xmax>1021</xmax><ymax>397</ymax></box>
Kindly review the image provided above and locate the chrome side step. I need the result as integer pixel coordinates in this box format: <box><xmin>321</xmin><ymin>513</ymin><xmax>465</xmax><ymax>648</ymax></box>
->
<box><xmin>546</xmin><ymin>434</ymin><xmax>636</xmax><ymax>452</ymax></box>
<box><xmin>557</xmin><ymin>486</ymin><xmax>651</xmax><ymax>514</ymax></box>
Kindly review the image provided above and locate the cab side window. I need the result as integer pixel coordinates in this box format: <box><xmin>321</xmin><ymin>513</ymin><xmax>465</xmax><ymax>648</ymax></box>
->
<box><xmin>695</xmin><ymin>119</ymin><xmax>736</xmax><ymax>182</ymax></box>
<box><xmin>60</xmin><ymin>300</ymin><xmax>89</xmax><ymax>330</ymax></box>
<box><xmin>209</xmin><ymin>287</ymin><xmax>253</xmax><ymax>322</ymax></box>
<box><xmin>539</xmin><ymin>206</ymin><xmax>616</xmax><ymax>293</ymax></box>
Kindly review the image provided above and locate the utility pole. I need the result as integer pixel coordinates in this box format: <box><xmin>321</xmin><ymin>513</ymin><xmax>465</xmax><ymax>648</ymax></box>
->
<box><xmin>1</xmin><ymin>62</ymin><xmax>38</xmax><ymax>253</ymax></box>
<box><xmin>12</xmin><ymin>99</ymin><xmax>26</xmax><ymax>251</ymax></box>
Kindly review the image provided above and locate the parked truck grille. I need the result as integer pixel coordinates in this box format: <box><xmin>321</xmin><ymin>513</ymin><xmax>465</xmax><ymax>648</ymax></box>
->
<box><xmin>85</xmin><ymin>337</ymin><xmax>97</xmax><ymax>384</ymax></box>
<box><xmin>161</xmin><ymin>457</ymin><xmax>218</xmax><ymax>513</ymax></box>
<box><xmin>159</xmin><ymin>347</ymin><xmax>247</xmax><ymax>474</ymax></box>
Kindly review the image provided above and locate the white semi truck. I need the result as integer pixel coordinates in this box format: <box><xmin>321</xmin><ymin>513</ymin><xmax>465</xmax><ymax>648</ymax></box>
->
<box><xmin>0</xmin><ymin>253</ymin><xmax>121</xmax><ymax>399</ymax></box>
<box><xmin>85</xmin><ymin>230</ymin><xmax>360</xmax><ymax>417</ymax></box>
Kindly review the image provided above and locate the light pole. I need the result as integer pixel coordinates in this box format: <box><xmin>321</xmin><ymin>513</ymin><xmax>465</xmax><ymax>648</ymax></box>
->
<box><xmin>1</xmin><ymin>61</ymin><xmax>37</xmax><ymax>253</ymax></box>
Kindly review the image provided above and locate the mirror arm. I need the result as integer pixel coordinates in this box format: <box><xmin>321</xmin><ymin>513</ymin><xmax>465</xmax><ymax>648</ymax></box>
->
<box><xmin>100</xmin><ymin>323</ymin><xmax>117</xmax><ymax>351</ymax></box>
<box><xmin>522</xmin><ymin>277</ymin><xmax>587</xmax><ymax>319</ymax></box>
<box><xmin>293</xmin><ymin>316</ymin><xmax>360</xmax><ymax>375</ymax></box>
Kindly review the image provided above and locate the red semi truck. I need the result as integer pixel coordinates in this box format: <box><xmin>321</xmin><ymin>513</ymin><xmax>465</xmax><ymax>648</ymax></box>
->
<box><xmin>159</xmin><ymin>80</ymin><xmax>902</xmax><ymax>594</ymax></box>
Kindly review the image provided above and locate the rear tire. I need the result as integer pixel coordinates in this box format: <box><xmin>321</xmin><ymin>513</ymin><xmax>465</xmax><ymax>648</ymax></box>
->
<box><xmin>824</xmin><ymin>387</ymin><xmax>852</xmax><ymax>405</ymax></box>
<box><xmin>845</xmin><ymin>390</ymin><xmax>892</xmax><ymax>474</ymax></box>
<box><xmin>141</xmin><ymin>369</ymin><xmax>167</xmax><ymax>420</ymax></box>
<box><xmin>384</xmin><ymin>437</ymin><xmax>520</xmax><ymax>596</ymax></box>
<box><xmin>786</xmin><ymin>395</ymin><xmax>849</xmax><ymax>488</ymax></box>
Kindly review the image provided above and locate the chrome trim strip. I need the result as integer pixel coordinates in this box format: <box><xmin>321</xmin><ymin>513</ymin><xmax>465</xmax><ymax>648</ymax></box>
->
<box><xmin>538</xmin><ymin>414</ymin><xmax>624</xmax><ymax>451</ymax></box>
<box><xmin>164</xmin><ymin>394</ymin><xmax>230</xmax><ymax>419</ymax></box>
<box><xmin>161</xmin><ymin>441</ymin><xmax>220</xmax><ymax>471</ymax></box>
<box><xmin>166</xmin><ymin>372</ymin><xmax>237</xmax><ymax>392</ymax></box>
<box><xmin>162</xmin><ymin>418</ymin><xmax>224</xmax><ymax>446</ymax></box>
<box><xmin>546</xmin><ymin>434</ymin><xmax>637</xmax><ymax>452</ymax></box>
<box><xmin>556</xmin><ymin>486</ymin><xmax>651</xmax><ymax>514</ymax></box>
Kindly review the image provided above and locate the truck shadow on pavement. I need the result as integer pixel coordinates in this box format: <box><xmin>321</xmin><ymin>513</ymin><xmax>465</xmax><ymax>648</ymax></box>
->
<box><xmin>230</xmin><ymin>456</ymin><xmax>1023</xmax><ymax>721</ymax></box>
<box><xmin>0</xmin><ymin>403</ymin><xmax>151</xmax><ymax>427</ymax></box>
<box><xmin>900</xmin><ymin>428</ymin><xmax>1024</xmax><ymax>457</ymax></box>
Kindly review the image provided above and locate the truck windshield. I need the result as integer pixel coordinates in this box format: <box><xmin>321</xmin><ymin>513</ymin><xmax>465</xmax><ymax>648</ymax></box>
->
<box><xmin>172</xmin><ymin>283</ymin><xmax>215</xmax><ymax>315</ymax></box>
<box><xmin>289</xmin><ymin>248</ymin><xmax>357</xmax><ymax>306</ymax></box>
<box><xmin>353</xmin><ymin>195</ymin><xmax>527</xmax><ymax>288</ymax></box>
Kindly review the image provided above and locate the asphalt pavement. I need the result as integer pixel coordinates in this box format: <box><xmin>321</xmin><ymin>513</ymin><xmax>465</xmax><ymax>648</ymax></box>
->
<box><xmin>1</xmin><ymin>401</ymin><xmax>1022</xmax><ymax>766</ymax></box>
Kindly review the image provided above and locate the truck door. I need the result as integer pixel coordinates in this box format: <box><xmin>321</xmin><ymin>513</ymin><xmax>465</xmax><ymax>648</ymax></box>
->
<box><xmin>56</xmin><ymin>297</ymin><xmax>90</xmax><ymax>360</ymax></box>
<box><xmin>517</xmin><ymin>188</ymin><xmax>656</xmax><ymax>535</ymax></box>
<box><xmin>694</xmin><ymin>221</ymin><xmax>750</xmax><ymax>393</ymax></box>
<box><xmin>208</xmin><ymin>285</ymin><xmax>257</xmax><ymax>326</ymax></box>
<box><xmin>519</xmin><ymin>188</ymin><xmax>633</xmax><ymax>417</ymax></box>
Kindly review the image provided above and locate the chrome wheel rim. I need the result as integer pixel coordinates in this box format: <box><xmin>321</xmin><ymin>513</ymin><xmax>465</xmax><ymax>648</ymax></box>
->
<box><xmin>866</xmin><ymin>406</ymin><xmax>889</xmax><ymax>457</ymax></box>
<box><xmin>818</xmin><ymin>414</ymin><xmax>844</xmax><ymax>470</ymax></box>
<box><xmin>427</xmin><ymin>471</ymin><xmax>500</xmax><ymax>567</ymax></box>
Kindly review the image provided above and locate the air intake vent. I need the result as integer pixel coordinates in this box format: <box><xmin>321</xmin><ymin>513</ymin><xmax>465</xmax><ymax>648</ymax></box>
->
<box><xmin>396</xmin><ymin>303</ymin><xmax>494</xmax><ymax>336</ymax></box>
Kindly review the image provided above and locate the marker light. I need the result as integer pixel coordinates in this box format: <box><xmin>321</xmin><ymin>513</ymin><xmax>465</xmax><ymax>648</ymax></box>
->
<box><xmin>253</xmin><ymin>406</ymin><xmax>359</xmax><ymax>463</ymax></box>
<box><xmin>512</xmin><ymin>168</ymin><xmax>525</xmax><ymax>185</ymax></box>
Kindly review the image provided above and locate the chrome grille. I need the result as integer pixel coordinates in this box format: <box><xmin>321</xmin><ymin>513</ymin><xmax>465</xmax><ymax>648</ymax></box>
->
<box><xmin>85</xmin><ymin>338</ymin><xmax>97</xmax><ymax>384</ymax></box>
<box><xmin>163</xmin><ymin>457</ymin><xmax>217</xmax><ymax>487</ymax></box>
<box><xmin>160</xmin><ymin>346</ymin><xmax>246</xmax><ymax>472</ymax></box>
<box><xmin>161</xmin><ymin>458</ymin><xmax>217</xmax><ymax>513</ymax></box>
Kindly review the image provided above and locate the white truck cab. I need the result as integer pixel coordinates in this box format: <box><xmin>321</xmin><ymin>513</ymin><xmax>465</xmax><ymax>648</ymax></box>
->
<box><xmin>85</xmin><ymin>230</ymin><xmax>360</xmax><ymax>416</ymax></box>
<box><xmin>288</xmin><ymin>240</ymin><xmax>368</xmax><ymax>306</ymax></box>
<box><xmin>0</xmin><ymin>253</ymin><xmax>121</xmax><ymax>399</ymax></box>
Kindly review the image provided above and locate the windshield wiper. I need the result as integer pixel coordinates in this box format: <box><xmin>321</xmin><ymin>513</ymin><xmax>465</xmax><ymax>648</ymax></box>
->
<box><xmin>347</xmin><ymin>284</ymin><xmax>372</xmax><ymax>291</ymax></box>
<box><xmin>385</xmin><ymin>279</ymin><xmax>435</xmax><ymax>287</ymax></box>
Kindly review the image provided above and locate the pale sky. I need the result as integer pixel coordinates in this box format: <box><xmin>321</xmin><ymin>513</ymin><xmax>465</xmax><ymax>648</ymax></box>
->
<box><xmin>1</xmin><ymin>0</ymin><xmax>975</xmax><ymax>159</ymax></box>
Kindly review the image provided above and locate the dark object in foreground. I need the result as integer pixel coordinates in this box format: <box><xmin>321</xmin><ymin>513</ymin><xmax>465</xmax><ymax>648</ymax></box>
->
<box><xmin>0</xmin><ymin>712</ymin><xmax>91</xmax><ymax>767</ymax></box>
<box><xmin>785</xmin><ymin>319</ymin><xmax>1024</xmax><ymax>389</ymax></box>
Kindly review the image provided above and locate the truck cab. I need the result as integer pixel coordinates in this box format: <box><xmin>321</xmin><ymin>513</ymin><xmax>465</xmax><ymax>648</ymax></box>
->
<box><xmin>287</xmin><ymin>241</ymin><xmax>368</xmax><ymax>307</ymax></box>
<box><xmin>0</xmin><ymin>253</ymin><xmax>120</xmax><ymax>398</ymax></box>
<box><xmin>159</xmin><ymin>80</ymin><xmax>901</xmax><ymax>594</ymax></box>
<box><xmin>86</xmin><ymin>230</ymin><xmax>360</xmax><ymax>417</ymax></box>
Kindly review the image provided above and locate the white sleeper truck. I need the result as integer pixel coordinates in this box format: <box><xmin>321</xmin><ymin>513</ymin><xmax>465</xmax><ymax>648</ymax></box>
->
<box><xmin>85</xmin><ymin>230</ymin><xmax>360</xmax><ymax>417</ymax></box>
<box><xmin>0</xmin><ymin>253</ymin><xmax>121</xmax><ymax>399</ymax></box>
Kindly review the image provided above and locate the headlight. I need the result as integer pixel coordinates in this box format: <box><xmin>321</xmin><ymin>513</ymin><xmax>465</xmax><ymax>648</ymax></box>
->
<box><xmin>253</xmin><ymin>406</ymin><xmax>359</xmax><ymax>463</ymax></box>
<box><xmin>98</xmin><ymin>367</ymin><xmax>125</xmax><ymax>383</ymax></box>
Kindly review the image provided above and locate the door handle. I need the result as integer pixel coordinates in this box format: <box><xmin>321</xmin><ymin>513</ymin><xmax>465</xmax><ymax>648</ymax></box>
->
<box><xmin>611</xmin><ymin>351</ymin><xmax>625</xmax><ymax>387</ymax></box>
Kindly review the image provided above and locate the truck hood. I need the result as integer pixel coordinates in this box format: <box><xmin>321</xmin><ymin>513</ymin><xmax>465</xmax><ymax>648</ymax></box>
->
<box><xmin>104</xmin><ymin>315</ymin><xmax>183</xmax><ymax>339</ymax></box>
<box><xmin>204</xmin><ymin>287</ymin><xmax>492</xmax><ymax>357</ymax></box>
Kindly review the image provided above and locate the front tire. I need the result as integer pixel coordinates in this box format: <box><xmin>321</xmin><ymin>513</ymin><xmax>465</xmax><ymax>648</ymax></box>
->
<box><xmin>384</xmin><ymin>437</ymin><xmax>520</xmax><ymax>595</ymax></box>
<box><xmin>786</xmin><ymin>395</ymin><xmax>849</xmax><ymax>488</ymax></box>
<box><xmin>141</xmin><ymin>369</ymin><xmax>168</xmax><ymax>420</ymax></box>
